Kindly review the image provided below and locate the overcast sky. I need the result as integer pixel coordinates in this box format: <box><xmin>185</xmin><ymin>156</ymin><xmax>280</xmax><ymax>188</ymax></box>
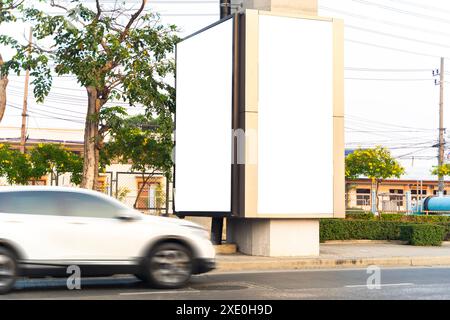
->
<box><xmin>1</xmin><ymin>0</ymin><xmax>450</xmax><ymax>179</ymax></box>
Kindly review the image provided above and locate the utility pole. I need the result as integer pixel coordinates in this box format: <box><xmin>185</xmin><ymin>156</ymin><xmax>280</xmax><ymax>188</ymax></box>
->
<box><xmin>20</xmin><ymin>27</ymin><xmax>32</xmax><ymax>154</ymax></box>
<box><xmin>210</xmin><ymin>0</ymin><xmax>232</xmax><ymax>245</ymax></box>
<box><xmin>220</xmin><ymin>0</ymin><xmax>231</xmax><ymax>19</ymax></box>
<box><xmin>438</xmin><ymin>57</ymin><xmax>445</xmax><ymax>194</ymax></box>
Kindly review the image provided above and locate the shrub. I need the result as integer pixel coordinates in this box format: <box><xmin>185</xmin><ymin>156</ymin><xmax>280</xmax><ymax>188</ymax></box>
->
<box><xmin>345</xmin><ymin>212</ymin><xmax>376</xmax><ymax>220</ymax></box>
<box><xmin>320</xmin><ymin>219</ymin><xmax>404</xmax><ymax>242</ymax></box>
<box><xmin>399</xmin><ymin>224</ymin><xmax>445</xmax><ymax>246</ymax></box>
<box><xmin>345</xmin><ymin>212</ymin><xmax>450</xmax><ymax>224</ymax></box>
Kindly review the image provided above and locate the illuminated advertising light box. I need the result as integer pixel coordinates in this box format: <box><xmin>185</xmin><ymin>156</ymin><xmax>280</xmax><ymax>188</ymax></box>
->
<box><xmin>174</xmin><ymin>10</ymin><xmax>344</xmax><ymax>219</ymax></box>
<box><xmin>174</xmin><ymin>17</ymin><xmax>234</xmax><ymax>215</ymax></box>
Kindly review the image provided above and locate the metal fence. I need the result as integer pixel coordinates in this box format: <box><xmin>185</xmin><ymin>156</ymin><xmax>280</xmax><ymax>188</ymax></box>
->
<box><xmin>27</xmin><ymin>170</ymin><xmax>173</xmax><ymax>216</ymax></box>
<box><xmin>112</xmin><ymin>172</ymin><xmax>171</xmax><ymax>215</ymax></box>
<box><xmin>346</xmin><ymin>191</ymin><xmax>423</xmax><ymax>213</ymax></box>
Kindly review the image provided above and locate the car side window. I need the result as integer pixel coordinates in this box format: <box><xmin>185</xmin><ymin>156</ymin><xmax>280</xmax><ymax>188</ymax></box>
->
<box><xmin>0</xmin><ymin>191</ymin><xmax>62</xmax><ymax>216</ymax></box>
<box><xmin>61</xmin><ymin>192</ymin><xmax>122</xmax><ymax>219</ymax></box>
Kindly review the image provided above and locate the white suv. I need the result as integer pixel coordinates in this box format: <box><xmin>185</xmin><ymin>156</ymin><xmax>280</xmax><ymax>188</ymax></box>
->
<box><xmin>0</xmin><ymin>186</ymin><xmax>216</xmax><ymax>294</ymax></box>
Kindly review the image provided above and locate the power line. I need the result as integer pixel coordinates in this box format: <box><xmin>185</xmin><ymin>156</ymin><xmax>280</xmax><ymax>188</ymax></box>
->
<box><xmin>319</xmin><ymin>5</ymin><xmax>450</xmax><ymax>38</ymax></box>
<box><xmin>346</xmin><ymin>114</ymin><xmax>435</xmax><ymax>131</ymax></box>
<box><xmin>387</xmin><ymin>0</ymin><xmax>450</xmax><ymax>15</ymax></box>
<box><xmin>351</xmin><ymin>0</ymin><xmax>450</xmax><ymax>25</ymax></box>
<box><xmin>346</xmin><ymin>38</ymin><xmax>450</xmax><ymax>59</ymax></box>
<box><xmin>345</xmin><ymin>77</ymin><xmax>432</xmax><ymax>81</ymax></box>
<box><xmin>7</xmin><ymin>103</ymin><xmax>85</xmax><ymax>124</ymax></box>
<box><xmin>396</xmin><ymin>146</ymin><xmax>437</xmax><ymax>158</ymax></box>
<box><xmin>346</xmin><ymin>67</ymin><xmax>432</xmax><ymax>72</ymax></box>
<box><xmin>346</xmin><ymin>24</ymin><xmax>450</xmax><ymax>49</ymax></box>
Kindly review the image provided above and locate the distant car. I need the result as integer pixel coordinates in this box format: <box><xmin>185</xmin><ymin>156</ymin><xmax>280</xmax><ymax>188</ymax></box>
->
<box><xmin>0</xmin><ymin>186</ymin><xmax>215</xmax><ymax>294</ymax></box>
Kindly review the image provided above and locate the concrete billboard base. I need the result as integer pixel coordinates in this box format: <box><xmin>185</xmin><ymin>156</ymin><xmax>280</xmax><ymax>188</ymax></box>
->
<box><xmin>226</xmin><ymin>218</ymin><xmax>319</xmax><ymax>257</ymax></box>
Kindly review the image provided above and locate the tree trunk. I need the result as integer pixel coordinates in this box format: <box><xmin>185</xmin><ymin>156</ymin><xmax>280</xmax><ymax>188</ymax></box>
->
<box><xmin>81</xmin><ymin>87</ymin><xmax>100</xmax><ymax>189</ymax></box>
<box><xmin>376</xmin><ymin>179</ymin><xmax>381</xmax><ymax>219</ymax></box>
<box><xmin>134</xmin><ymin>173</ymin><xmax>153</xmax><ymax>210</ymax></box>
<box><xmin>0</xmin><ymin>53</ymin><xmax>8</xmax><ymax>123</ymax></box>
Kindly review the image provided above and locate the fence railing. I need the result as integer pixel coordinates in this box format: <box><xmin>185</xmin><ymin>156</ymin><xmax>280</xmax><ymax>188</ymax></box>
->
<box><xmin>0</xmin><ymin>170</ymin><xmax>173</xmax><ymax>216</ymax></box>
<box><xmin>346</xmin><ymin>191</ymin><xmax>423</xmax><ymax>214</ymax></box>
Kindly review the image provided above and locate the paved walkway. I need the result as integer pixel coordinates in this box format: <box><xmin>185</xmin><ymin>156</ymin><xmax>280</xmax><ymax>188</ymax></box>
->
<box><xmin>215</xmin><ymin>242</ymin><xmax>450</xmax><ymax>272</ymax></box>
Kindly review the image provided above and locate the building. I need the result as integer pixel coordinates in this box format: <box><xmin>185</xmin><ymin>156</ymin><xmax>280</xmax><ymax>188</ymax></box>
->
<box><xmin>346</xmin><ymin>178</ymin><xmax>448</xmax><ymax>212</ymax></box>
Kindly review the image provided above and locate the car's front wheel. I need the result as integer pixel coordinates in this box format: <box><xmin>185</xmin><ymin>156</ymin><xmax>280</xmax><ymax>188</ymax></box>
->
<box><xmin>0</xmin><ymin>248</ymin><xmax>17</xmax><ymax>295</ymax></box>
<box><xmin>142</xmin><ymin>242</ymin><xmax>193</xmax><ymax>289</ymax></box>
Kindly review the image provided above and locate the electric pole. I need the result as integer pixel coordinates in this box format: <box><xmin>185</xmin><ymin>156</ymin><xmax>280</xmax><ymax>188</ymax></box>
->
<box><xmin>437</xmin><ymin>57</ymin><xmax>445</xmax><ymax>194</ymax></box>
<box><xmin>210</xmin><ymin>0</ymin><xmax>232</xmax><ymax>245</ymax></box>
<box><xmin>20</xmin><ymin>27</ymin><xmax>32</xmax><ymax>154</ymax></box>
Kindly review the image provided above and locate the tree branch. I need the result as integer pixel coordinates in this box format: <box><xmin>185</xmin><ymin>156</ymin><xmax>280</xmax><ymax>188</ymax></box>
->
<box><xmin>0</xmin><ymin>0</ymin><xmax>24</xmax><ymax>11</ymax></box>
<box><xmin>119</xmin><ymin>0</ymin><xmax>147</xmax><ymax>43</ymax></box>
<box><xmin>49</xmin><ymin>0</ymin><xmax>68</xmax><ymax>12</ymax></box>
<box><xmin>95</xmin><ymin>0</ymin><xmax>102</xmax><ymax>19</ymax></box>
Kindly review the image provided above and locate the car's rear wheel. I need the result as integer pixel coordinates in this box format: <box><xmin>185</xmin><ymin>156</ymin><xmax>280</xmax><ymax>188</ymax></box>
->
<box><xmin>142</xmin><ymin>242</ymin><xmax>193</xmax><ymax>289</ymax></box>
<box><xmin>0</xmin><ymin>248</ymin><xmax>17</xmax><ymax>295</ymax></box>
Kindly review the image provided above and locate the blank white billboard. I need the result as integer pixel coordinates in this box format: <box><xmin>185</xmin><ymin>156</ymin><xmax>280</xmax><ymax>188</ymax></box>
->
<box><xmin>257</xmin><ymin>15</ymin><xmax>334</xmax><ymax>215</ymax></box>
<box><xmin>175</xmin><ymin>18</ymin><xmax>233</xmax><ymax>213</ymax></box>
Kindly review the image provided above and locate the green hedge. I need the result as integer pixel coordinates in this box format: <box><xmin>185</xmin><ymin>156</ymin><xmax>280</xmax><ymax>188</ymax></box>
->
<box><xmin>320</xmin><ymin>219</ymin><xmax>450</xmax><ymax>244</ymax></box>
<box><xmin>399</xmin><ymin>224</ymin><xmax>445</xmax><ymax>246</ymax></box>
<box><xmin>320</xmin><ymin>219</ymin><xmax>404</xmax><ymax>242</ymax></box>
<box><xmin>345</xmin><ymin>212</ymin><xmax>450</xmax><ymax>224</ymax></box>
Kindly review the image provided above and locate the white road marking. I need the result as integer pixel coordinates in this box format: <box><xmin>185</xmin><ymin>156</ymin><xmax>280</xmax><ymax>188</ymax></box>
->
<box><xmin>119</xmin><ymin>290</ymin><xmax>200</xmax><ymax>296</ymax></box>
<box><xmin>345</xmin><ymin>283</ymin><xmax>414</xmax><ymax>288</ymax></box>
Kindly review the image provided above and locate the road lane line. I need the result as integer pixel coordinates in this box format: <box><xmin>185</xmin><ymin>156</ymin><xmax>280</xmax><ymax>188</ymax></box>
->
<box><xmin>345</xmin><ymin>283</ymin><xmax>414</xmax><ymax>288</ymax></box>
<box><xmin>119</xmin><ymin>290</ymin><xmax>200</xmax><ymax>296</ymax></box>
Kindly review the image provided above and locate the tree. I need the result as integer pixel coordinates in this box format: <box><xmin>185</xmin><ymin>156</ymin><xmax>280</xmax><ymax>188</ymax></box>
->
<box><xmin>0</xmin><ymin>52</ymin><xmax>7</xmax><ymax>122</ymax></box>
<box><xmin>29</xmin><ymin>143</ymin><xmax>83</xmax><ymax>185</ymax></box>
<box><xmin>100</xmin><ymin>107</ymin><xmax>173</xmax><ymax>209</ymax></box>
<box><xmin>0</xmin><ymin>143</ymin><xmax>34</xmax><ymax>184</ymax></box>
<box><xmin>431</xmin><ymin>164</ymin><xmax>450</xmax><ymax>189</ymax></box>
<box><xmin>0</xmin><ymin>142</ymin><xmax>82</xmax><ymax>185</ymax></box>
<box><xmin>0</xmin><ymin>0</ymin><xmax>178</xmax><ymax>189</ymax></box>
<box><xmin>346</xmin><ymin>146</ymin><xmax>405</xmax><ymax>212</ymax></box>
<box><xmin>0</xmin><ymin>0</ymin><xmax>25</xmax><ymax>122</ymax></box>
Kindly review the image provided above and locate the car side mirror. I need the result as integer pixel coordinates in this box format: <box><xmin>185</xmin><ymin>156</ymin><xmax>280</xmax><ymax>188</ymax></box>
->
<box><xmin>116</xmin><ymin>211</ymin><xmax>137</xmax><ymax>222</ymax></box>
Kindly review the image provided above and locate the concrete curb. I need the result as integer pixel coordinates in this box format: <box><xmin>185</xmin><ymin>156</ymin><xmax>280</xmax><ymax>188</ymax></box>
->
<box><xmin>215</xmin><ymin>256</ymin><xmax>450</xmax><ymax>272</ymax></box>
<box><xmin>323</xmin><ymin>240</ymin><xmax>408</xmax><ymax>245</ymax></box>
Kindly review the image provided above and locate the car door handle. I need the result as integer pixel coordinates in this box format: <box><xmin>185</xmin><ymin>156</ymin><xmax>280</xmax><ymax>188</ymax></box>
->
<box><xmin>68</xmin><ymin>221</ymin><xmax>86</xmax><ymax>225</ymax></box>
<box><xmin>5</xmin><ymin>220</ymin><xmax>21</xmax><ymax>223</ymax></box>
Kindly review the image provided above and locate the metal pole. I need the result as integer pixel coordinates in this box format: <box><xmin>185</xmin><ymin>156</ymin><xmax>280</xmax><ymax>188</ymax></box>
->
<box><xmin>405</xmin><ymin>190</ymin><xmax>412</xmax><ymax>215</ymax></box>
<box><xmin>20</xmin><ymin>27</ymin><xmax>32</xmax><ymax>154</ymax></box>
<box><xmin>220</xmin><ymin>0</ymin><xmax>231</xmax><ymax>18</ymax></box>
<box><xmin>439</xmin><ymin>57</ymin><xmax>445</xmax><ymax>194</ymax></box>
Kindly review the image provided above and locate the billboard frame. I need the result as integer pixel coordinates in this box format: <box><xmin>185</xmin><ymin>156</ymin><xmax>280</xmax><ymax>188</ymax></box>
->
<box><xmin>239</xmin><ymin>9</ymin><xmax>345</xmax><ymax>219</ymax></box>
<box><xmin>173</xmin><ymin>14</ymin><xmax>240</xmax><ymax>218</ymax></box>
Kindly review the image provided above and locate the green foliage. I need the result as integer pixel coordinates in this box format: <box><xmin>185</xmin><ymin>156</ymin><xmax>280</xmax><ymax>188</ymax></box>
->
<box><xmin>320</xmin><ymin>219</ymin><xmax>404</xmax><ymax>242</ymax></box>
<box><xmin>321</xmin><ymin>218</ymin><xmax>450</xmax><ymax>245</ymax></box>
<box><xmin>29</xmin><ymin>144</ymin><xmax>83</xmax><ymax>185</ymax></box>
<box><xmin>0</xmin><ymin>1</ymin><xmax>179</xmax><ymax>187</ymax></box>
<box><xmin>1</xmin><ymin>1</ymin><xmax>179</xmax><ymax>111</ymax></box>
<box><xmin>0</xmin><ymin>0</ymin><xmax>26</xmax><ymax>24</ymax></box>
<box><xmin>345</xmin><ymin>146</ymin><xmax>405</xmax><ymax>181</ymax></box>
<box><xmin>0</xmin><ymin>143</ymin><xmax>33</xmax><ymax>184</ymax></box>
<box><xmin>346</xmin><ymin>212</ymin><xmax>450</xmax><ymax>224</ymax></box>
<box><xmin>399</xmin><ymin>224</ymin><xmax>445</xmax><ymax>246</ymax></box>
<box><xmin>0</xmin><ymin>143</ymin><xmax>82</xmax><ymax>185</ymax></box>
<box><xmin>431</xmin><ymin>164</ymin><xmax>450</xmax><ymax>178</ymax></box>
<box><xmin>100</xmin><ymin>107</ymin><xmax>173</xmax><ymax>178</ymax></box>
<box><xmin>345</xmin><ymin>212</ymin><xmax>376</xmax><ymax>220</ymax></box>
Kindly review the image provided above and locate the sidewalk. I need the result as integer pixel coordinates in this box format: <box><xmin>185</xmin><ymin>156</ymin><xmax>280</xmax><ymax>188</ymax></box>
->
<box><xmin>214</xmin><ymin>241</ymin><xmax>450</xmax><ymax>272</ymax></box>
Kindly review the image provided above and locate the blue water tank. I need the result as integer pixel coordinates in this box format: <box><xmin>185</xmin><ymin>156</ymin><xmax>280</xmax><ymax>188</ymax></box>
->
<box><xmin>423</xmin><ymin>196</ymin><xmax>450</xmax><ymax>212</ymax></box>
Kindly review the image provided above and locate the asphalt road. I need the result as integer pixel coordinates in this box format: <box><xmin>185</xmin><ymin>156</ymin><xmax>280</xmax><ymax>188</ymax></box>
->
<box><xmin>3</xmin><ymin>266</ymin><xmax>450</xmax><ymax>300</ymax></box>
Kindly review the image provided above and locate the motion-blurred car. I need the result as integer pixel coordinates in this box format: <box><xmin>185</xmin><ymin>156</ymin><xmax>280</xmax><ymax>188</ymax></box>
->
<box><xmin>0</xmin><ymin>186</ymin><xmax>215</xmax><ymax>294</ymax></box>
